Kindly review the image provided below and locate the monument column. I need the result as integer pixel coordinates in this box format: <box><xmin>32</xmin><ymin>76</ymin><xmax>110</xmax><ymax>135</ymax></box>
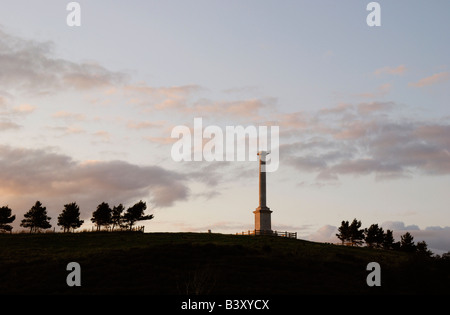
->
<box><xmin>253</xmin><ymin>151</ymin><xmax>273</xmax><ymax>234</ymax></box>
<box><xmin>259</xmin><ymin>153</ymin><xmax>267</xmax><ymax>208</ymax></box>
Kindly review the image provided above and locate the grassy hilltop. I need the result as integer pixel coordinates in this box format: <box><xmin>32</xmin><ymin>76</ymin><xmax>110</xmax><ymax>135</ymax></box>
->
<box><xmin>0</xmin><ymin>232</ymin><xmax>448</xmax><ymax>294</ymax></box>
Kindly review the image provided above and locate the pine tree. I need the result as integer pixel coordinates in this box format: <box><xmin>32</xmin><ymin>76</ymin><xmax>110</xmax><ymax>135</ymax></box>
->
<box><xmin>416</xmin><ymin>240</ymin><xmax>433</xmax><ymax>257</ymax></box>
<box><xmin>111</xmin><ymin>204</ymin><xmax>125</xmax><ymax>231</ymax></box>
<box><xmin>57</xmin><ymin>202</ymin><xmax>84</xmax><ymax>232</ymax></box>
<box><xmin>349</xmin><ymin>218</ymin><xmax>365</xmax><ymax>246</ymax></box>
<box><xmin>20</xmin><ymin>201</ymin><xmax>52</xmax><ymax>233</ymax></box>
<box><xmin>336</xmin><ymin>220</ymin><xmax>350</xmax><ymax>245</ymax></box>
<box><xmin>400</xmin><ymin>232</ymin><xmax>416</xmax><ymax>253</ymax></box>
<box><xmin>91</xmin><ymin>202</ymin><xmax>112</xmax><ymax>231</ymax></box>
<box><xmin>123</xmin><ymin>200</ymin><xmax>153</xmax><ymax>230</ymax></box>
<box><xmin>441</xmin><ymin>251</ymin><xmax>450</xmax><ymax>260</ymax></box>
<box><xmin>0</xmin><ymin>206</ymin><xmax>16</xmax><ymax>233</ymax></box>
<box><xmin>364</xmin><ymin>224</ymin><xmax>385</xmax><ymax>248</ymax></box>
<box><xmin>382</xmin><ymin>229</ymin><xmax>395</xmax><ymax>249</ymax></box>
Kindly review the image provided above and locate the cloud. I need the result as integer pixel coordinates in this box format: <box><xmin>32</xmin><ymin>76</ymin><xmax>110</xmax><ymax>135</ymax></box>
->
<box><xmin>356</xmin><ymin>83</ymin><xmax>392</xmax><ymax>99</ymax></box>
<box><xmin>123</xmin><ymin>82</ymin><xmax>275</xmax><ymax>121</ymax></box>
<box><xmin>187</xmin><ymin>161</ymin><xmax>233</xmax><ymax>187</ymax></box>
<box><xmin>425</xmin><ymin>226</ymin><xmax>450</xmax><ymax>231</ymax></box>
<box><xmin>381</xmin><ymin>221</ymin><xmax>420</xmax><ymax>231</ymax></box>
<box><xmin>0</xmin><ymin>120</ymin><xmax>20</xmax><ymax>130</ymax></box>
<box><xmin>286</xmin><ymin>155</ymin><xmax>328</xmax><ymax>172</ymax></box>
<box><xmin>324</xmin><ymin>159</ymin><xmax>406</xmax><ymax>180</ymax></box>
<box><xmin>409</xmin><ymin>72</ymin><xmax>449</xmax><ymax>88</ymax></box>
<box><xmin>123</xmin><ymin>83</ymin><xmax>202</xmax><ymax>111</ymax></box>
<box><xmin>0</xmin><ymin>26</ymin><xmax>275</xmax><ymax>124</ymax></box>
<box><xmin>198</xmin><ymin>98</ymin><xmax>277</xmax><ymax>120</ymax></box>
<box><xmin>0</xmin><ymin>145</ymin><xmax>189</xmax><ymax>226</ymax></box>
<box><xmin>277</xmin><ymin>111</ymin><xmax>310</xmax><ymax>129</ymax></box>
<box><xmin>357</xmin><ymin>101</ymin><xmax>395</xmax><ymax>115</ymax></box>
<box><xmin>0</xmin><ymin>102</ymin><xmax>36</xmax><ymax>129</ymax></box>
<box><xmin>0</xmin><ymin>29</ymin><xmax>126</xmax><ymax>95</ymax></box>
<box><xmin>126</xmin><ymin>120</ymin><xmax>166</xmax><ymax>130</ymax></box>
<box><xmin>49</xmin><ymin>125</ymin><xmax>86</xmax><ymax>135</ymax></box>
<box><xmin>222</xmin><ymin>86</ymin><xmax>260</xmax><ymax>95</ymax></box>
<box><xmin>319</xmin><ymin>101</ymin><xmax>396</xmax><ymax>117</ymax></box>
<box><xmin>52</xmin><ymin>111</ymin><xmax>86</xmax><ymax>122</ymax></box>
<box><xmin>144</xmin><ymin>136</ymin><xmax>178</xmax><ymax>145</ymax></box>
<box><xmin>283</xmin><ymin>102</ymin><xmax>450</xmax><ymax>182</ymax></box>
<box><xmin>0</xmin><ymin>95</ymin><xmax>7</xmax><ymax>108</ymax></box>
<box><xmin>333</xmin><ymin>120</ymin><xmax>373</xmax><ymax>140</ymax></box>
<box><xmin>414</xmin><ymin>124</ymin><xmax>450</xmax><ymax>148</ymax></box>
<box><xmin>124</xmin><ymin>84</ymin><xmax>202</xmax><ymax>97</ymax></box>
<box><xmin>374</xmin><ymin>65</ymin><xmax>407</xmax><ymax>76</ymax></box>
<box><xmin>319</xmin><ymin>103</ymin><xmax>353</xmax><ymax>115</ymax></box>
<box><xmin>306</xmin><ymin>225</ymin><xmax>339</xmax><ymax>243</ymax></box>
<box><xmin>12</xmin><ymin>104</ymin><xmax>36</xmax><ymax>114</ymax></box>
<box><xmin>92</xmin><ymin>130</ymin><xmax>111</xmax><ymax>142</ymax></box>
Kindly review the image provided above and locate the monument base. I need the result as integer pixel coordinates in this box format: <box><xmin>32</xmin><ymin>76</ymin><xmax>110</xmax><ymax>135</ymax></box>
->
<box><xmin>253</xmin><ymin>206</ymin><xmax>273</xmax><ymax>233</ymax></box>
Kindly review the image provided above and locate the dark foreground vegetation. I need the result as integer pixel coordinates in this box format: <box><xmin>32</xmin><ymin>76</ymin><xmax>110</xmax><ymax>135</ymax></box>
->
<box><xmin>0</xmin><ymin>232</ymin><xmax>449</xmax><ymax>295</ymax></box>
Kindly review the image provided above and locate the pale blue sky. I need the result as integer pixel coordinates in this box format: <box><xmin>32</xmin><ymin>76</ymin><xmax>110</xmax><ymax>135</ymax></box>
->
<box><xmin>0</xmin><ymin>0</ymin><xmax>449</xmax><ymax>253</ymax></box>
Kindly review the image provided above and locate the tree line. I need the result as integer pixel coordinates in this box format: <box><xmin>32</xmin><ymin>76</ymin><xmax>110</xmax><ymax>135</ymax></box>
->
<box><xmin>336</xmin><ymin>218</ymin><xmax>434</xmax><ymax>257</ymax></box>
<box><xmin>0</xmin><ymin>200</ymin><xmax>153</xmax><ymax>233</ymax></box>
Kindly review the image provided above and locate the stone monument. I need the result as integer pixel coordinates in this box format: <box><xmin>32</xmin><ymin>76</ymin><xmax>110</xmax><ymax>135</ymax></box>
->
<box><xmin>253</xmin><ymin>151</ymin><xmax>273</xmax><ymax>234</ymax></box>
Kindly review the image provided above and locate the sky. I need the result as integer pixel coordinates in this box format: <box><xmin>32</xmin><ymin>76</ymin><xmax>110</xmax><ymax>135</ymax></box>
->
<box><xmin>0</xmin><ymin>0</ymin><xmax>449</xmax><ymax>254</ymax></box>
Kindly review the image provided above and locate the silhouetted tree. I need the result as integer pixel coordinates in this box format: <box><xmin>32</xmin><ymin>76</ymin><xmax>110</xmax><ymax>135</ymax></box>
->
<box><xmin>349</xmin><ymin>218</ymin><xmax>365</xmax><ymax>246</ymax></box>
<box><xmin>441</xmin><ymin>251</ymin><xmax>450</xmax><ymax>260</ymax></box>
<box><xmin>20</xmin><ymin>201</ymin><xmax>52</xmax><ymax>233</ymax></box>
<box><xmin>336</xmin><ymin>220</ymin><xmax>350</xmax><ymax>245</ymax></box>
<box><xmin>123</xmin><ymin>200</ymin><xmax>153</xmax><ymax>230</ymax></box>
<box><xmin>364</xmin><ymin>224</ymin><xmax>384</xmax><ymax>248</ymax></box>
<box><xmin>382</xmin><ymin>229</ymin><xmax>395</xmax><ymax>250</ymax></box>
<box><xmin>0</xmin><ymin>206</ymin><xmax>15</xmax><ymax>233</ymax></box>
<box><xmin>391</xmin><ymin>240</ymin><xmax>401</xmax><ymax>251</ymax></box>
<box><xmin>91</xmin><ymin>202</ymin><xmax>112</xmax><ymax>231</ymax></box>
<box><xmin>57</xmin><ymin>202</ymin><xmax>84</xmax><ymax>232</ymax></box>
<box><xmin>400</xmin><ymin>232</ymin><xmax>416</xmax><ymax>253</ymax></box>
<box><xmin>416</xmin><ymin>240</ymin><xmax>433</xmax><ymax>257</ymax></box>
<box><xmin>111</xmin><ymin>204</ymin><xmax>126</xmax><ymax>231</ymax></box>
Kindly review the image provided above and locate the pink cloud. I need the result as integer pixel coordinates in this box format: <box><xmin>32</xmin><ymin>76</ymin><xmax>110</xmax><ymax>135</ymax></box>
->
<box><xmin>356</xmin><ymin>83</ymin><xmax>392</xmax><ymax>99</ymax></box>
<box><xmin>126</xmin><ymin>120</ymin><xmax>165</xmax><ymax>130</ymax></box>
<box><xmin>357</xmin><ymin>101</ymin><xmax>395</xmax><ymax>115</ymax></box>
<box><xmin>333</xmin><ymin>121</ymin><xmax>372</xmax><ymax>140</ymax></box>
<box><xmin>283</xmin><ymin>100</ymin><xmax>450</xmax><ymax>182</ymax></box>
<box><xmin>374</xmin><ymin>65</ymin><xmax>407</xmax><ymax>76</ymax></box>
<box><xmin>409</xmin><ymin>72</ymin><xmax>449</xmax><ymax>88</ymax></box>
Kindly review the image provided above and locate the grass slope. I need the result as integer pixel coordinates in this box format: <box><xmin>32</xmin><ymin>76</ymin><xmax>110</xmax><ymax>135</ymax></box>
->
<box><xmin>0</xmin><ymin>232</ymin><xmax>448</xmax><ymax>294</ymax></box>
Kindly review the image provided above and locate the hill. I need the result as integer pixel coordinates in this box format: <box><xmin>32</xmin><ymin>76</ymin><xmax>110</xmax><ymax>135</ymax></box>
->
<box><xmin>0</xmin><ymin>232</ymin><xmax>448</xmax><ymax>295</ymax></box>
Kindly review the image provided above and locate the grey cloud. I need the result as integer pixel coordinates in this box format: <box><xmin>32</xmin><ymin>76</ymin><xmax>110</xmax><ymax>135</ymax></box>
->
<box><xmin>327</xmin><ymin>159</ymin><xmax>408</xmax><ymax>180</ymax></box>
<box><xmin>305</xmin><ymin>225</ymin><xmax>339</xmax><ymax>243</ymax></box>
<box><xmin>0</xmin><ymin>119</ymin><xmax>21</xmax><ymax>130</ymax></box>
<box><xmin>381</xmin><ymin>221</ymin><xmax>420</xmax><ymax>231</ymax></box>
<box><xmin>357</xmin><ymin>101</ymin><xmax>395</xmax><ymax>115</ymax></box>
<box><xmin>284</xmin><ymin>103</ymin><xmax>450</xmax><ymax>182</ymax></box>
<box><xmin>0</xmin><ymin>145</ymin><xmax>189</xmax><ymax>224</ymax></box>
<box><xmin>368</xmin><ymin>121</ymin><xmax>450</xmax><ymax>176</ymax></box>
<box><xmin>318</xmin><ymin>101</ymin><xmax>396</xmax><ymax>118</ymax></box>
<box><xmin>425</xmin><ymin>226</ymin><xmax>450</xmax><ymax>231</ymax></box>
<box><xmin>0</xmin><ymin>29</ymin><xmax>126</xmax><ymax>95</ymax></box>
<box><xmin>286</xmin><ymin>155</ymin><xmax>327</xmax><ymax>172</ymax></box>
